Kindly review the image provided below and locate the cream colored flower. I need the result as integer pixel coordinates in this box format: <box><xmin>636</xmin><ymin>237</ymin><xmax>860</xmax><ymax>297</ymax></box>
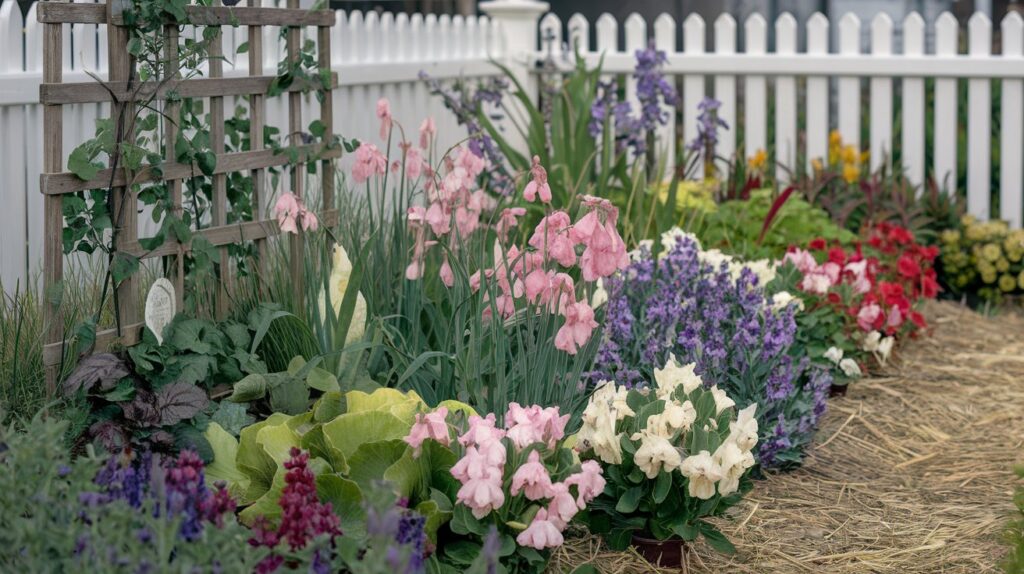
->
<box><xmin>771</xmin><ymin>290</ymin><xmax>804</xmax><ymax>312</ymax></box>
<box><xmin>713</xmin><ymin>440</ymin><xmax>755</xmax><ymax>496</ymax></box>
<box><xmin>578</xmin><ymin>404</ymin><xmax>622</xmax><ymax>465</ymax></box>
<box><xmin>877</xmin><ymin>336</ymin><xmax>894</xmax><ymax>364</ymax></box>
<box><xmin>839</xmin><ymin>358</ymin><xmax>862</xmax><ymax>377</ymax></box>
<box><xmin>643</xmin><ymin>400</ymin><xmax>696</xmax><ymax>438</ymax></box>
<box><xmin>633</xmin><ymin>432</ymin><xmax>682</xmax><ymax>479</ymax></box>
<box><xmin>611</xmin><ymin>386</ymin><xmax>635</xmax><ymax>420</ymax></box>
<box><xmin>660</xmin><ymin>227</ymin><xmax>702</xmax><ymax>252</ymax></box>
<box><xmin>679</xmin><ymin>450</ymin><xmax>724</xmax><ymax>499</ymax></box>
<box><xmin>709</xmin><ymin>386</ymin><xmax>736</xmax><ymax>415</ymax></box>
<box><xmin>862</xmin><ymin>331</ymin><xmax>881</xmax><ymax>352</ymax></box>
<box><xmin>744</xmin><ymin>258</ymin><xmax>777</xmax><ymax>286</ymax></box>
<box><xmin>590</xmin><ymin>278</ymin><xmax>608</xmax><ymax>309</ymax></box>
<box><xmin>727</xmin><ymin>403</ymin><xmax>759</xmax><ymax>451</ymax></box>
<box><xmin>654</xmin><ymin>355</ymin><xmax>704</xmax><ymax>399</ymax></box>
<box><xmin>824</xmin><ymin>346</ymin><xmax>844</xmax><ymax>365</ymax></box>
<box><xmin>320</xmin><ymin>244</ymin><xmax>367</xmax><ymax>345</ymax></box>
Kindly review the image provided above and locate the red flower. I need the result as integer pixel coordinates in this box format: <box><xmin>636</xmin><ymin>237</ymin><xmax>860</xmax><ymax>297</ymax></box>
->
<box><xmin>828</xmin><ymin>247</ymin><xmax>847</xmax><ymax>265</ymax></box>
<box><xmin>809</xmin><ymin>237</ymin><xmax>827</xmax><ymax>251</ymax></box>
<box><xmin>909</xmin><ymin>311</ymin><xmax>927</xmax><ymax>329</ymax></box>
<box><xmin>920</xmin><ymin>274</ymin><xmax>939</xmax><ymax>298</ymax></box>
<box><xmin>887</xmin><ymin>225</ymin><xmax>914</xmax><ymax>245</ymax></box>
<box><xmin>897</xmin><ymin>254</ymin><xmax>921</xmax><ymax>279</ymax></box>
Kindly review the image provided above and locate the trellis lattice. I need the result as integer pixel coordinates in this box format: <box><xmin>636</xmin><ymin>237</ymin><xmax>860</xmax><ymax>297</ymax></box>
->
<box><xmin>38</xmin><ymin>0</ymin><xmax>337</xmax><ymax>389</ymax></box>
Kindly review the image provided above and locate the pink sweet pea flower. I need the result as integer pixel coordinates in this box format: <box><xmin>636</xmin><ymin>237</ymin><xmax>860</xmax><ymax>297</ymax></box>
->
<box><xmin>516</xmin><ymin>509</ymin><xmax>564</xmax><ymax>550</ymax></box>
<box><xmin>528</xmin><ymin>211</ymin><xmax>578</xmax><ymax>268</ymax></box>
<box><xmin>857</xmin><ymin>303</ymin><xmax>882</xmax><ymax>332</ymax></box>
<box><xmin>455</xmin><ymin>206</ymin><xmax>480</xmax><ymax>237</ymax></box>
<box><xmin>424</xmin><ymin>202</ymin><xmax>450</xmax><ymax>236</ymax></box>
<box><xmin>419</xmin><ymin>117</ymin><xmax>436</xmax><ymax>150</ymax></box>
<box><xmin>439</xmin><ymin>258</ymin><xmax>455</xmax><ymax>288</ymax></box>
<box><xmin>783</xmin><ymin>248</ymin><xmax>818</xmax><ymax>274</ymax></box>
<box><xmin>352</xmin><ymin>143</ymin><xmax>388</xmax><ymax>183</ymax></box>
<box><xmin>405</xmin><ymin>407</ymin><xmax>450</xmax><ymax>455</ymax></box>
<box><xmin>510</xmin><ymin>450</ymin><xmax>555</xmax><ymax>500</ymax></box>
<box><xmin>457</xmin><ymin>146</ymin><xmax>487</xmax><ymax>179</ymax></box>
<box><xmin>496</xmin><ymin>207</ymin><xmax>527</xmax><ymax>240</ymax></box>
<box><xmin>523</xmin><ymin>155</ymin><xmax>552</xmax><ymax>203</ymax></box>
<box><xmin>564</xmin><ymin>460</ymin><xmax>606</xmax><ymax>508</ymax></box>
<box><xmin>524</xmin><ymin>268</ymin><xmax>554</xmax><ymax>305</ymax></box>
<box><xmin>886</xmin><ymin>305</ymin><xmax>904</xmax><ymax>329</ymax></box>
<box><xmin>376</xmin><ymin>98</ymin><xmax>392</xmax><ymax>140</ymax></box>
<box><xmin>555</xmin><ymin>301</ymin><xmax>598</xmax><ymax>355</ymax></box>
<box><xmin>580</xmin><ymin>221</ymin><xmax>628</xmax><ymax>282</ymax></box>
<box><xmin>274</xmin><ymin>192</ymin><xmax>301</xmax><ymax>234</ymax></box>
<box><xmin>545</xmin><ymin>482</ymin><xmax>579</xmax><ymax>528</ymax></box>
<box><xmin>456</xmin><ymin>475</ymin><xmax>505</xmax><ymax>519</ymax></box>
<box><xmin>299</xmin><ymin>208</ymin><xmax>318</xmax><ymax>232</ymax></box>
<box><xmin>459</xmin><ymin>414</ymin><xmax>507</xmax><ymax>447</ymax></box>
<box><xmin>402</xmin><ymin>144</ymin><xmax>424</xmax><ymax>180</ymax></box>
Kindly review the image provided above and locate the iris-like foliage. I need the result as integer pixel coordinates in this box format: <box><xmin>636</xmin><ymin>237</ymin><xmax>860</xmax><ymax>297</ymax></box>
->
<box><xmin>588</xmin><ymin>234</ymin><xmax>831</xmax><ymax>468</ymax></box>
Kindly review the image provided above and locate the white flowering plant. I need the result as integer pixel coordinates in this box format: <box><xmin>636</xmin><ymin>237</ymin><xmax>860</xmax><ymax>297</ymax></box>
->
<box><xmin>576</xmin><ymin>358</ymin><xmax>758</xmax><ymax>554</ymax></box>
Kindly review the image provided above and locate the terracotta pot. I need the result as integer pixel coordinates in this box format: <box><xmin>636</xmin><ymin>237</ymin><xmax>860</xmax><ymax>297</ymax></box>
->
<box><xmin>829</xmin><ymin>383</ymin><xmax>849</xmax><ymax>397</ymax></box>
<box><xmin>630</xmin><ymin>534</ymin><xmax>687</xmax><ymax>569</ymax></box>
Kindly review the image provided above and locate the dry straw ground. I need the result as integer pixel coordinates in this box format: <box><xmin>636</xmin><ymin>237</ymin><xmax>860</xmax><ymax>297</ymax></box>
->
<box><xmin>555</xmin><ymin>301</ymin><xmax>1024</xmax><ymax>573</ymax></box>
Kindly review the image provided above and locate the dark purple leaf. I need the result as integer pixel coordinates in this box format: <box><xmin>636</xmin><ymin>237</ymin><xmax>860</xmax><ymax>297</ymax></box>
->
<box><xmin>148</xmin><ymin>430</ymin><xmax>176</xmax><ymax>450</ymax></box>
<box><xmin>89</xmin><ymin>420</ymin><xmax>128</xmax><ymax>452</ymax></box>
<box><xmin>155</xmin><ymin>382</ymin><xmax>209</xmax><ymax>426</ymax></box>
<box><xmin>62</xmin><ymin>353</ymin><xmax>130</xmax><ymax>397</ymax></box>
<box><xmin>122</xmin><ymin>390</ymin><xmax>161</xmax><ymax>427</ymax></box>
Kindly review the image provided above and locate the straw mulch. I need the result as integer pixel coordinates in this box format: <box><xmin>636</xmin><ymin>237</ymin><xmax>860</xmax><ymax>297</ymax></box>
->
<box><xmin>554</xmin><ymin>300</ymin><xmax>1024</xmax><ymax>573</ymax></box>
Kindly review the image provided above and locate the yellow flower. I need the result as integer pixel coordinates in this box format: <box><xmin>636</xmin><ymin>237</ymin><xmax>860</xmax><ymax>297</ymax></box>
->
<box><xmin>860</xmin><ymin>150</ymin><xmax>871</xmax><ymax>165</ymax></box>
<box><xmin>982</xmin><ymin>270</ymin><xmax>998</xmax><ymax>284</ymax></box>
<box><xmin>748</xmin><ymin>149</ymin><xmax>768</xmax><ymax>171</ymax></box>
<box><xmin>829</xmin><ymin>130</ymin><xmax>843</xmax><ymax>148</ymax></box>
<box><xmin>999</xmin><ymin>274</ymin><xmax>1017</xmax><ymax>292</ymax></box>
<box><xmin>1018</xmin><ymin>270</ymin><xmax>1024</xmax><ymax>290</ymax></box>
<box><xmin>655</xmin><ymin>179</ymin><xmax>717</xmax><ymax>213</ymax></box>
<box><xmin>981</xmin><ymin>243</ymin><xmax>1002</xmax><ymax>262</ymax></box>
<box><xmin>841</xmin><ymin>145</ymin><xmax>858</xmax><ymax>165</ymax></box>
<box><xmin>811</xmin><ymin>158</ymin><xmax>824</xmax><ymax>173</ymax></box>
<box><xmin>842</xmin><ymin>163</ymin><xmax>860</xmax><ymax>184</ymax></box>
<box><xmin>997</xmin><ymin>257</ymin><xmax>1010</xmax><ymax>272</ymax></box>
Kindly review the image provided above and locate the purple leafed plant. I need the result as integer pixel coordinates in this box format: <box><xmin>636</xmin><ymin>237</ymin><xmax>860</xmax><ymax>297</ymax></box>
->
<box><xmin>587</xmin><ymin>235</ymin><xmax>831</xmax><ymax>469</ymax></box>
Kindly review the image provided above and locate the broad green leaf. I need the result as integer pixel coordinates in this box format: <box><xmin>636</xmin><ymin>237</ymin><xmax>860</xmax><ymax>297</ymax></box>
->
<box><xmin>301</xmin><ymin>424</ymin><xmax>348</xmax><ymax>473</ymax></box>
<box><xmin>68</xmin><ymin>145</ymin><xmax>100</xmax><ymax>180</ymax></box>
<box><xmin>306</xmin><ymin>365</ymin><xmax>339</xmax><ymax>393</ymax></box>
<box><xmin>347</xmin><ymin>439</ymin><xmax>409</xmax><ymax>490</ymax></box>
<box><xmin>615</xmin><ymin>486</ymin><xmax>643</xmax><ymax>513</ymax></box>
<box><xmin>316</xmin><ymin>474</ymin><xmax>366</xmax><ymax>538</ymax></box>
<box><xmin>313</xmin><ymin>391</ymin><xmax>345</xmax><ymax>423</ymax></box>
<box><xmin>204</xmin><ymin>422</ymin><xmax>249</xmax><ymax>496</ymax></box>
<box><xmin>321</xmin><ymin>410</ymin><xmax>411</xmax><ymax>461</ymax></box>
<box><xmin>255</xmin><ymin>420</ymin><xmax>300</xmax><ymax>465</ymax></box>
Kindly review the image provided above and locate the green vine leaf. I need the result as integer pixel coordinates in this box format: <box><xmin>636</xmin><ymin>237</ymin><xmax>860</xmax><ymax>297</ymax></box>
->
<box><xmin>68</xmin><ymin>146</ymin><xmax>100</xmax><ymax>181</ymax></box>
<box><xmin>111</xmin><ymin>252</ymin><xmax>140</xmax><ymax>284</ymax></box>
<box><xmin>196</xmin><ymin>150</ymin><xmax>217</xmax><ymax>177</ymax></box>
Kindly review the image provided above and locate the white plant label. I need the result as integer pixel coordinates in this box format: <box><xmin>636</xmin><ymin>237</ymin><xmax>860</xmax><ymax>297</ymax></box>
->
<box><xmin>145</xmin><ymin>278</ymin><xmax>176</xmax><ymax>345</ymax></box>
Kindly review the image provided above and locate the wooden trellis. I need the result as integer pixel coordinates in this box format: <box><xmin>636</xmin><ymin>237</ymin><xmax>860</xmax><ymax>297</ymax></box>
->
<box><xmin>38</xmin><ymin>0</ymin><xmax>337</xmax><ymax>390</ymax></box>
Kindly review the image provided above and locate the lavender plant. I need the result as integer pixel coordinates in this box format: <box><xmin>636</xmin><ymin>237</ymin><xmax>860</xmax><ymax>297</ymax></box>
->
<box><xmin>586</xmin><ymin>233</ymin><xmax>831</xmax><ymax>469</ymax></box>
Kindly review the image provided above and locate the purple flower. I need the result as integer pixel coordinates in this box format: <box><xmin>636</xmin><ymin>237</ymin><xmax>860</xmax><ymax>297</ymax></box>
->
<box><xmin>590</xmin><ymin>235</ymin><xmax>829</xmax><ymax>468</ymax></box>
<box><xmin>687</xmin><ymin>96</ymin><xmax>729</xmax><ymax>152</ymax></box>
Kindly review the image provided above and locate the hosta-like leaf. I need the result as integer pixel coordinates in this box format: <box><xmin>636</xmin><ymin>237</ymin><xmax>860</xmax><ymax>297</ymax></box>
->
<box><xmin>62</xmin><ymin>353</ymin><xmax>130</xmax><ymax>396</ymax></box>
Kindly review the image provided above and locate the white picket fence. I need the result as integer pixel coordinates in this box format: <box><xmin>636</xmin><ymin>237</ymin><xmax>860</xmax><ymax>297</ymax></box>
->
<box><xmin>536</xmin><ymin>10</ymin><xmax>1024</xmax><ymax>228</ymax></box>
<box><xmin>3</xmin><ymin>1</ymin><xmax>1024</xmax><ymax>293</ymax></box>
<box><xmin>0</xmin><ymin>0</ymin><xmax>504</xmax><ymax>290</ymax></box>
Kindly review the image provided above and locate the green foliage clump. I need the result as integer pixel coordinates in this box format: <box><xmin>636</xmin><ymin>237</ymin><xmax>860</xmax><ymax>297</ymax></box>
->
<box><xmin>939</xmin><ymin>215</ymin><xmax>1024</xmax><ymax>305</ymax></box>
<box><xmin>696</xmin><ymin>188</ymin><xmax>856</xmax><ymax>261</ymax></box>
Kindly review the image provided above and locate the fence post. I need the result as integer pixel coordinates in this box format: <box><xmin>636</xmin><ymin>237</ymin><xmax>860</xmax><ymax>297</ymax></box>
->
<box><xmin>479</xmin><ymin>0</ymin><xmax>547</xmax><ymax>157</ymax></box>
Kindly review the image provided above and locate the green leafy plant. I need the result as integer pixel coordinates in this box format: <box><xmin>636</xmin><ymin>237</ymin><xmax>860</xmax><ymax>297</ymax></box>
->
<box><xmin>228</xmin><ymin>355</ymin><xmax>340</xmax><ymax>416</ymax></box>
<box><xmin>206</xmin><ymin>387</ymin><xmax>468</xmax><ymax>541</ymax></box>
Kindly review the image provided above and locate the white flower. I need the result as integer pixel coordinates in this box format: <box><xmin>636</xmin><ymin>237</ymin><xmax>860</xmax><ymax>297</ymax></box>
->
<box><xmin>839</xmin><ymin>358</ymin><xmax>862</xmax><ymax>378</ymax></box>
<box><xmin>824</xmin><ymin>346</ymin><xmax>844</xmax><ymax>365</ymax></box>
<box><xmin>771</xmin><ymin>290</ymin><xmax>804</xmax><ymax>312</ymax></box>
<box><xmin>679</xmin><ymin>450</ymin><xmax>724</xmax><ymax>499</ymax></box>
<box><xmin>862</xmin><ymin>331</ymin><xmax>882</xmax><ymax>352</ymax></box>
<box><xmin>660</xmin><ymin>227</ymin><xmax>702</xmax><ymax>252</ymax></box>
<box><xmin>745</xmin><ymin>258</ymin><xmax>777</xmax><ymax>286</ymax></box>
<box><xmin>632</xmin><ymin>432</ymin><xmax>682</xmax><ymax>479</ymax></box>
<box><xmin>578</xmin><ymin>406</ymin><xmax>622</xmax><ymax>465</ymax></box>
<box><xmin>654</xmin><ymin>355</ymin><xmax>704</xmax><ymax>399</ymax></box>
<box><xmin>590</xmin><ymin>278</ymin><xmax>608</xmax><ymax>309</ymax></box>
<box><xmin>709</xmin><ymin>386</ymin><xmax>736</xmax><ymax>415</ymax></box>
<box><xmin>727</xmin><ymin>403</ymin><xmax>759</xmax><ymax>451</ymax></box>
<box><xmin>713</xmin><ymin>440</ymin><xmax>755</xmax><ymax>496</ymax></box>
<box><xmin>644</xmin><ymin>400</ymin><xmax>697</xmax><ymax>438</ymax></box>
<box><xmin>320</xmin><ymin>244</ymin><xmax>367</xmax><ymax>344</ymax></box>
<box><xmin>610</xmin><ymin>386</ymin><xmax>635</xmax><ymax>420</ymax></box>
<box><xmin>877</xmin><ymin>336</ymin><xmax>894</xmax><ymax>364</ymax></box>
<box><xmin>630</xmin><ymin>239</ymin><xmax>654</xmax><ymax>261</ymax></box>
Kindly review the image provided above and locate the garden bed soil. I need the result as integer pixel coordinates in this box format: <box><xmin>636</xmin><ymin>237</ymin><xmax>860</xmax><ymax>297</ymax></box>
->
<box><xmin>554</xmin><ymin>300</ymin><xmax>1024</xmax><ymax>573</ymax></box>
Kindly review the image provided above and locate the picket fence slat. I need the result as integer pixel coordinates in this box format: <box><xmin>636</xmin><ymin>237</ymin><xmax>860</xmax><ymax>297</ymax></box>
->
<box><xmin>967</xmin><ymin>13</ymin><xmax>992</xmax><ymax>219</ymax></box>
<box><xmin>624</xmin><ymin>13</ymin><xmax>645</xmax><ymax>113</ymax></box>
<box><xmin>1001</xmin><ymin>12</ymin><xmax>1024</xmax><ymax>228</ymax></box>
<box><xmin>713</xmin><ymin>14</ymin><xmax>736</xmax><ymax>170</ymax></box>
<box><xmin>683</xmin><ymin>14</ymin><xmax>705</xmax><ymax>159</ymax></box>
<box><xmin>775</xmin><ymin>13</ymin><xmax>797</xmax><ymax>182</ymax></box>
<box><xmin>934</xmin><ymin>13</ymin><xmax>959</xmax><ymax>192</ymax></box>
<box><xmin>902</xmin><ymin>13</ymin><xmax>926</xmax><ymax>187</ymax></box>
<box><xmin>838</xmin><ymin>13</ymin><xmax>861</xmax><ymax>152</ymax></box>
<box><xmin>744</xmin><ymin>14</ymin><xmax>767</xmax><ymax>160</ymax></box>
<box><xmin>654</xmin><ymin>13</ymin><xmax>675</xmax><ymax>173</ymax></box>
<box><xmin>806</xmin><ymin>13</ymin><xmax>828</xmax><ymax>173</ymax></box>
<box><xmin>870</xmin><ymin>14</ymin><xmax>893</xmax><ymax>173</ymax></box>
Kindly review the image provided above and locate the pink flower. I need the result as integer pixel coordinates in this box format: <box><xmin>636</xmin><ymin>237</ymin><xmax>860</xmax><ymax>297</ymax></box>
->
<box><xmin>568</xmin><ymin>210</ymin><xmax>600</xmax><ymax>245</ymax></box>
<box><xmin>800</xmin><ymin>271</ymin><xmax>833</xmax><ymax>294</ymax></box>
<box><xmin>555</xmin><ymin>301</ymin><xmax>598</xmax><ymax>355</ymax></box>
<box><xmin>419</xmin><ymin>117</ymin><xmax>436</xmax><ymax>150</ymax></box>
<box><xmin>439</xmin><ymin>258</ymin><xmax>455</xmax><ymax>287</ymax></box>
<box><xmin>505</xmin><ymin>403</ymin><xmax>545</xmax><ymax>449</ymax></box>
<box><xmin>274</xmin><ymin>192</ymin><xmax>301</xmax><ymax>234</ymax></box>
<box><xmin>524</xmin><ymin>268</ymin><xmax>554</xmax><ymax>305</ymax></box>
<box><xmin>528</xmin><ymin>211</ymin><xmax>578</xmax><ymax>268</ymax></box>
<box><xmin>299</xmin><ymin>209</ymin><xmax>318</xmax><ymax>232</ymax></box>
<box><xmin>564</xmin><ymin>460</ymin><xmax>605</xmax><ymax>508</ymax></box>
<box><xmin>459</xmin><ymin>414</ymin><xmax>506</xmax><ymax>447</ymax></box>
<box><xmin>352</xmin><ymin>143</ymin><xmax>387</xmax><ymax>183</ymax></box>
<box><xmin>424</xmin><ymin>202</ymin><xmax>450</xmax><ymax>236</ymax></box>
<box><xmin>523</xmin><ymin>155</ymin><xmax>552</xmax><ymax>203</ymax></box>
<box><xmin>405</xmin><ymin>407</ymin><xmax>450</xmax><ymax>455</ymax></box>
<box><xmin>579</xmin><ymin>221</ymin><xmax>628</xmax><ymax>282</ymax></box>
<box><xmin>496</xmin><ymin>207</ymin><xmax>526</xmax><ymax>240</ymax></box>
<box><xmin>783</xmin><ymin>248</ymin><xmax>818</xmax><ymax>274</ymax></box>
<box><xmin>457</xmin><ymin>146</ymin><xmax>487</xmax><ymax>179</ymax></box>
<box><xmin>456</xmin><ymin>475</ymin><xmax>505</xmax><ymax>519</ymax></box>
<box><xmin>455</xmin><ymin>206</ymin><xmax>480</xmax><ymax>237</ymax></box>
<box><xmin>886</xmin><ymin>305</ymin><xmax>904</xmax><ymax>329</ymax></box>
<box><xmin>403</xmin><ymin>144</ymin><xmax>424</xmax><ymax>180</ymax></box>
<box><xmin>510</xmin><ymin>450</ymin><xmax>555</xmax><ymax>500</ymax></box>
<box><xmin>545</xmin><ymin>482</ymin><xmax>579</xmax><ymax>527</ymax></box>
<box><xmin>376</xmin><ymin>98</ymin><xmax>392</xmax><ymax>140</ymax></box>
<box><xmin>516</xmin><ymin>509</ymin><xmax>564</xmax><ymax>550</ymax></box>
<box><xmin>857</xmin><ymin>303</ymin><xmax>882</xmax><ymax>331</ymax></box>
